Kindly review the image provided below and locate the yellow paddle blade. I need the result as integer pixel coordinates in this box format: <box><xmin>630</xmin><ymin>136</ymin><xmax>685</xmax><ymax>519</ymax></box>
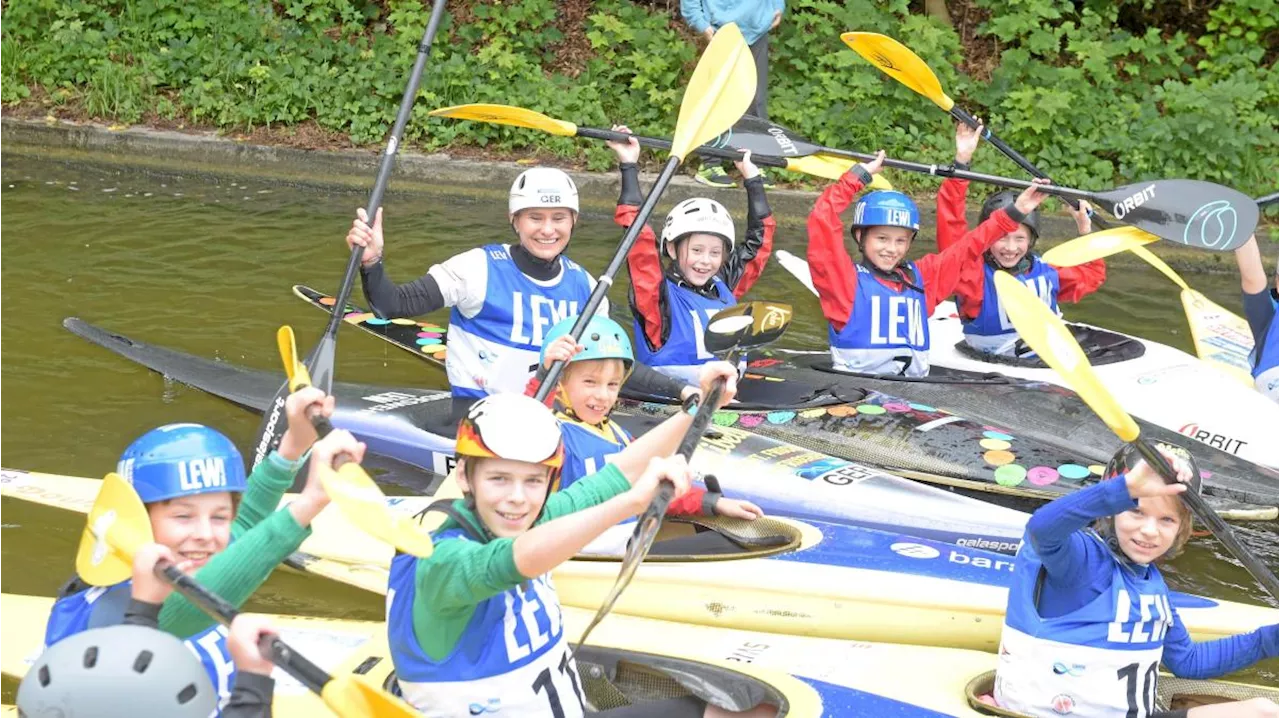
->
<box><xmin>319</xmin><ymin>463</ymin><xmax>435</xmax><ymax>557</ymax></box>
<box><xmin>1128</xmin><ymin>244</ymin><xmax>1190</xmax><ymax>290</ymax></box>
<box><xmin>785</xmin><ymin>153</ymin><xmax>894</xmax><ymax>189</ymax></box>
<box><xmin>671</xmin><ymin>23</ymin><xmax>757</xmax><ymax>160</ymax></box>
<box><xmin>428</xmin><ymin>103</ymin><xmax>578</xmax><ymax>137</ymax></box>
<box><xmin>277</xmin><ymin>325</ymin><xmax>301</xmax><ymax>388</ymax></box>
<box><xmin>1180</xmin><ymin>288</ymin><xmax>1257</xmax><ymax>386</ymax></box>
<box><xmin>319</xmin><ymin>674</ymin><xmax>420</xmax><ymax>718</ymax></box>
<box><xmin>992</xmin><ymin>272</ymin><xmax>1141</xmax><ymax>442</ymax></box>
<box><xmin>1040</xmin><ymin>227</ymin><xmax>1161</xmax><ymax>268</ymax></box>
<box><xmin>842</xmin><ymin>32</ymin><xmax>954</xmax><ymax>112</ymax></box>
<box><xmin>75</xmin><ymin>473</ymin><xmax>153</xmax><ymax>586</ymax></box>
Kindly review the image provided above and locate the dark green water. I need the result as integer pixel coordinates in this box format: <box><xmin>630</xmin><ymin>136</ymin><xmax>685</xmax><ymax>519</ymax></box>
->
<box><xmin>2</xmin><ymin>154</ymin><xmax>1274</xmax><ymax>689</ymax></box>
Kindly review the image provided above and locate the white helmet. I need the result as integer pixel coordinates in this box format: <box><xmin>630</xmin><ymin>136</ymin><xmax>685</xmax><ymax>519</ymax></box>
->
<box><xmin>509</xmin><ymin>167</ymin><xmax>579</xmax><ymax>216</ymax></box>
<box><xmin>660</xmin><ymin>198</ymin><xmax>735</xmax><ymax>256</ymax></box>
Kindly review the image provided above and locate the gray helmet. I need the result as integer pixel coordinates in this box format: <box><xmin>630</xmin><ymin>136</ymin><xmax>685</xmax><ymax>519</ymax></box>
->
<box><xmin>18</xmin><ymin>625</ymin><xmax>217</xmax><ymax>717</ymax></box>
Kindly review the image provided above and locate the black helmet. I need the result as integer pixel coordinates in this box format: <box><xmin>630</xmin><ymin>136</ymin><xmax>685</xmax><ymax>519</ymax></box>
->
<box><xmin>1103</xmin><ymin>442</ymin><xmax>1202</xmax><ymax>494</ymax></box>
<box><xmin>979</xmin><ymin>190</ymin><xmax>1040</xmax><ymax>241</ymax></box>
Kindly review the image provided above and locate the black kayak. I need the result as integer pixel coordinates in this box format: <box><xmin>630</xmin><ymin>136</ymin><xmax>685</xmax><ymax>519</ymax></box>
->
<box><xmin>282</xmin><ymin>286</ymin><xmax>1276</xmax><ymax>513</ymax></box>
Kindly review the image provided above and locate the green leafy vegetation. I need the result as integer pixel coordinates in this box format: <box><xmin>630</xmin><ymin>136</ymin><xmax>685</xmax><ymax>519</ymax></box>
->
<box><xmin>2</xmin><ymin>0</ymin><xmax>1276</xmax><ymax>197</ymax></box>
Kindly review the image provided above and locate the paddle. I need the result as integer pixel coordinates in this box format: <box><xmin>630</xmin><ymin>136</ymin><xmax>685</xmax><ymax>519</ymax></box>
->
<box><xmin>428</xmin><ymin>103</ymin><xmax>893</xmax><ymax>186</ymax></box>
<box><xmin>573</xmin><ymin>301</ymin><xmax>794</xmax><ymax>652</ymax></box>
<box><xmin>840</xmin><ymin>33</ymin><xmax>1090</xmax><ymax>201</ymax></box>
<box><xmin>75</xmin><ymin>473</ymin><xmax>420</xmax><ymax>718</ymax></box>
<box><xmin>533</xmin><ymin>23</ymin><xmax>757</xmax><ymax>401</ymax></box>
<box><xmin>992</xmin><ymin>272</ymin><xmax>1279</xmax><ymax>599</ymax></box>
<box><xmin>276</xmin><ymin>325</ymin><xmax>435</xmax><ymax>558</ymax></box>
<box><xmin>1041</xmin><ymin>232</ymin><xmax>1257</xmax><ymax>384</ymax></box>
<box><xmin>705</xmin><ymin>116</ymin><xmax>1257</xmax><ymax>250</ymax></box>
<box><xmin>248</xmin><ymin>0</ymin><xmax>449</xmax><ymax>470</ymax></box>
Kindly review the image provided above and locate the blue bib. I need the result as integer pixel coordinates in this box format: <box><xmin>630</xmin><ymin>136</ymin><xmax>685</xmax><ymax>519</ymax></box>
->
<box><xmin>634</xmin><ymin>277</ymin><xmax>735</xmax><ymax>385</ymax></box>
<box><xmin>46</xmin><ymin>581</ymin><xmax>235</xmax><ymax>715</ymax></box>
<box><xmin>828</xmin><ymin>263</ymin><xmax>931</xmax><ymax>377</ymax></box>
<box><xmin>996</xmin><ymin>535</ymin><xmax>1173</xmax><ymax>717</ymax></box>
<box><xmin>387</xmin><ymin>546</ymin><xmax>585</xmax><ymax>716</ymax></box>
<box><xmin>1252</xmin><ymin>301</ymin><xmax>1278</xmax><ymax>379</ymax></box>
<box><xmin>557</xmin><ymin>414</ymin><xmax>633</xmax><ymax>490</ymax></box>
<box><xmin>447</xmin><ymin>245</ymin><xmax>594</xmax><ymax>399</ymax></box>
<box><xmin>963</xmin><ymin>259</ymin><xmax>1061</xmax><ymax>346</ymax></box>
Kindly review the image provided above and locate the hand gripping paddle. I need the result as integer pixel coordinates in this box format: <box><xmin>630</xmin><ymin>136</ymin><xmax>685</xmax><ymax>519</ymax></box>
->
<box><xmin>74</xmin><ymin>473</ymin><xmax>421</xmax><ymax>718</ymax></box>
<box><xmin>992</xmin><ymin>272</ymin><xmax>1278</xmax><ymax>599</ymax></box>
<box><xmin>573</xmin><ymin>301</ymin><xmax>794</xmax><ymax>653</ymax></box>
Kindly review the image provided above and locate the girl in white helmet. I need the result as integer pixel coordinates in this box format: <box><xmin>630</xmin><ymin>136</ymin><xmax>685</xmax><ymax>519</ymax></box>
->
<box><xmin>608</xmin><ymin>126</ymin><xmax>776</xmax><ymax>384</ymax></box>
<box><xmin>345</xmin><ymin>167</ymin><xmax>607</xmax><ymax>414</ymax></box>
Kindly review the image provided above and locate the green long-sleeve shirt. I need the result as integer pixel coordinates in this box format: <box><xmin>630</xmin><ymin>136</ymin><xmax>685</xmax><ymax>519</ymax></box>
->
<box><xmin>157</xmin><ymin>451</ymin><xmax>311</xmax><ymax>637</ymax></box>
<box><xmin>410</xmin><ymin>463</ymin><xmax>631</xmax><ymax>660</ymax></box>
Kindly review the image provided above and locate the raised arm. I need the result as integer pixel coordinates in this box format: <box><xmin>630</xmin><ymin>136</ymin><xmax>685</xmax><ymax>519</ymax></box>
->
<box><xmin>1235</xmin><ymin>234</ymin><xmax>1269</xmax><ymax>295</ymax></box>
<box><xmin>807</xmin><ymin>168</ymin><xmax>869</xmax><ymax>331</ymax></box>
<box><xmin>724</xmin><ymin>152</ymin><xmax>776</xmax><ymax>297</ymax></box>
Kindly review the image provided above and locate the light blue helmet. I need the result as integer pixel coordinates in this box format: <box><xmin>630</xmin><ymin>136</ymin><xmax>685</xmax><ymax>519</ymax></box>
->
<box><xmin>117</xmin><ymin>424</ymin><xmax>248</xmax><ymax>503</ymax></box>
<box><xmin>851</xmin><ymin>190</ymin><xmax>920</xmax><ymax>238</ymax></box>
<box><xmin>541</xmin><ymin>314</ymin><xmax>634</xmax><ymax>371</ymax></box>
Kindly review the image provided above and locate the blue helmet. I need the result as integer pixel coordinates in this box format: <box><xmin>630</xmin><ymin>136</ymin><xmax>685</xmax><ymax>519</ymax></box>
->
<box><xmin>542</xmin><ymin>314</ymin><xmax>634</xmax><ymax>372</ymax></box>
<box><xmin>117</xmin><ymin>424</ymin><xmax>248</xmax><ymax>503</ymax></box>
<box><xmin>851</xmin><ymin>191</ymin><xmax>920</xmax><ymax>237</ymax></box>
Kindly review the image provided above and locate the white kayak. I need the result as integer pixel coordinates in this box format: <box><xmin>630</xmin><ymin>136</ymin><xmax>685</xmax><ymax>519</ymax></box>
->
<box><xmin>927</xmin><ymin>299</ymin><xmax>1279</xmax><ymax>469</ymax></box>
<box><xmin>774</xmin><ymin>249</ymin><xmax>1279</xmax><ymax>469</ymax></box>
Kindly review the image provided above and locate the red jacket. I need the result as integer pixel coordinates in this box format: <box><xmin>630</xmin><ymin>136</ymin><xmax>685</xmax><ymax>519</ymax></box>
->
<box><xmin>936</xmin><ymin>178</ymin><xmax>1106</xmax><ymax>320</ymax></box>
<box><xmin>621</xmin><ymin>202</ymin><xmax>775</xmax><ymax>352</ymax></box>
<box><xmin>806</xmin><ymin>172</ymin><xmax>1020</xmax><ymax>332</ymax></box>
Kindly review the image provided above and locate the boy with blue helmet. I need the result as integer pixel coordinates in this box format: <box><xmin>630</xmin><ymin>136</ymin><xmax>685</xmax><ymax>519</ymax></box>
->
<box><xmin>609</xmin><ymin>127</ymin><xmax>775</xmax><ymax>385</ymax></box>
<box><xmin>807</xmin><ymin>147</ymin><xmax>1052</xmax><ymax>377</ymax></box>
<box><xmin>535</xmin><ymin>314</ymin><xmax>762</xmax><ymax>521</ymax></box>
<box><xmin>936</xmin><ymin>123</ymin><xmax>1105</xmax><ymax>356</ymax></box>
<box><xmin>994</xmin><ymin>443</ymin><xmax>1278</xmax><ymax>717</ymax></box>
<box><xmin>44</xmin><ymin>388</ymin><xmax>360</xmax><ymax>714</ymax></box>
<box><xmin>1234</xmin><ymin>234</ymin><xmax>1278</xmax><ymax>402</ymax></box>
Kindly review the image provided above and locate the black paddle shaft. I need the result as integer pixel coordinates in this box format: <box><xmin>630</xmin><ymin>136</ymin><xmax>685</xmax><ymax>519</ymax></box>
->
<box><xmin>574</xmin><ymin>126</ymin><xmax>791</xmax><ymax>171</ymax></box>
<box><xmin>535</xmin><ymin>154</ymin><xmax>684</xmax><ymax>400</ymax></box>
<box><xmin>1131</xmin><ymin>440</ymin><xmax>1279</xmax><ymax>599</ymax></box>
<box><xmin>249</xmin><ymin>0</ymin><xmax>448</xmax><ymax>469</ymax></box>
<box><xmin>946</xmin><ymin>106</ymin><xmax>1111</xmax><ymax>228</ymax></box>
<box><xmin>317</xmin><ymin>0</ymin><xmax>449</xmax><ymax>393</ymax></box>
<box><xmin>155</xmin><ymin>562</ymin><xmax>335</xmax><ymax>693</ymax></box>
<box><xmin>648</xmin><ymin>378</ymin><xmax>727</xmax><ymax>511</ymax></box>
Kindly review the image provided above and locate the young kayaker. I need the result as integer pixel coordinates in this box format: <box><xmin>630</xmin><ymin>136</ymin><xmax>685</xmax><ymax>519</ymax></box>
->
<box><xmin>936</xmin><ymin>123</ymin><xmax>1103</xmax><ymax>356</ymax></box>
<box><xmin>807</xmin><ymin>149</ymin><xmax>1052</xmax><ymax>376</ymax></box>
<box><xmin>537</xmin><ymin>313</ymin><xmax>763</xmax><ymax>522</ymax></box>
<box><xmin>387</xmin><ymin>379</ymin><xmax>779</xmax><ymax>718</ymax></box>
<box><xmin>345</xmin><ymin>167</ymin><xmax>607</xmax><ymax>411</ymax></box>
<box><xmin>1234</xmin><ymin>234</ymin><xmax>1278</xmax><ymax>402</ymax></box>
<box><xmin>43</xmin><ymin>391</ymin><xmax>360</xmax><ymax>711</ymax></box>
<box><xmin>609</xmin><ymin>126</ymin><xmax>776</xmax><ymax>384</ymax></box>
<box><xmin>995</xmin><ymin>443</ymin><xmax>1279</xmax><ymax>717</ymax></box>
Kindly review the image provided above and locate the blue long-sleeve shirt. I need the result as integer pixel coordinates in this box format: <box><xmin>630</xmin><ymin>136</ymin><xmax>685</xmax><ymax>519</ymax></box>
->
<box><xmin>680</xmin><ymin>0</ymin><xmax>785</xmax><ymax>45</ymax></box>
<box><xmin>1025</xmin><ymin>479</ymin><xmax>1278</xmax><ymax>678</ymax></box>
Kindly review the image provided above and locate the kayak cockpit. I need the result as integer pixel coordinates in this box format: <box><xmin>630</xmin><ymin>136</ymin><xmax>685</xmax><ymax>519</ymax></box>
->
<box><xmin>962</xmin><ymin>669</ymin><xmax>1278</xmax><ymax>716</ymax></box>
<box><xmin>953</xmin><ymin>324</ymin><xmax>1145</xmax><ymax>370</ymax></box>
<box><xmin>381</xmin><ymin>645</ymin><xmax>795</xmax><ymax>714</ymax></box>
<box><xmin>577</xmin><ymin>515</ymin><xmax>807</xmax><ymax>562</ymax></box>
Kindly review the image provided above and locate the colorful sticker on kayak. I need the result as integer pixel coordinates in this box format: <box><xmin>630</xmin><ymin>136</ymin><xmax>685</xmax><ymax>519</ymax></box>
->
<box><xmin>302</xmin><ymin>286</ymin><xmax>449</xmax><ymax>361</ymax></box>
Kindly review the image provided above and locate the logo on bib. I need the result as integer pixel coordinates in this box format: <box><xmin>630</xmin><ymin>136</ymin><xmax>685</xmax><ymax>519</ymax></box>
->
<box><xmin>469</xmin><ymin>698</ymin><xmax>502</xmax><ymax>715</ymax></box>
<box><xmin>1051</xmin><ymin>662</ymin><xmax>1086</xmax><ymax>677</ymax></box>
<box><xmin>1050</xmin><ymin>693</ymin><xmax>1076</xmax><ymax>714</ymax></box>
<box><xmin>890</xmin><ymin>542</ymin><xmax>940</xmax><ymax>559</ymax></box>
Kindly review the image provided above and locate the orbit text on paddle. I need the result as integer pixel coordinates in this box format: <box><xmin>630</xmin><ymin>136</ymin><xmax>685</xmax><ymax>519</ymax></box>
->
<box><xmin>1110</xmin><ymin>184</ymin><xmax>1157</xmax><ymax>220</ymax></box>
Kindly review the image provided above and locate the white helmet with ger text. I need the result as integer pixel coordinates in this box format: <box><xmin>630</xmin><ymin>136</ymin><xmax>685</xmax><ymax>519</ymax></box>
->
<box><xmin>509</xmin><ymin>167</ymin><xmax>580</xmax><ymax>216</ymax></box>
<box><xmin>660</xmin><ymin>197</ymin><xmax>735</xmax><ymax>256</ymax></box>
